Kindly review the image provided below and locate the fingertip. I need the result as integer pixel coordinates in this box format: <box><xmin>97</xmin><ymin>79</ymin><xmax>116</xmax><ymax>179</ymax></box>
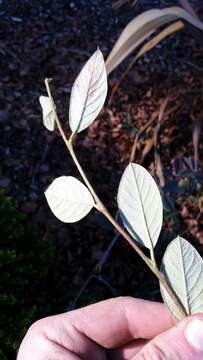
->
<box><xmin>184</xmin><ymin>315</ymin><xmax>203</xmax><ymax>353</ymax></box>
<box><xmin>136</xmin><ymin>313</ymin><xmax>203</xmax><ymax>360</ymax></box>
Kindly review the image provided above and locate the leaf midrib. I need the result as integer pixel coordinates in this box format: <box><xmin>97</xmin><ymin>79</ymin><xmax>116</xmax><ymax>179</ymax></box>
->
<box><xmin>179</xmin><ymin>237</ymin><xmax>190</xmax><ymax>315</ymax></box>
<box><xmin>131</xmin><ymin>164</ymin><xmax>154</xmax><ymax>250</ymax></box>
<box><xmin>78</xmin><ymin>51</ymin><xmax>99</xmax><ymax>131</ymax></box>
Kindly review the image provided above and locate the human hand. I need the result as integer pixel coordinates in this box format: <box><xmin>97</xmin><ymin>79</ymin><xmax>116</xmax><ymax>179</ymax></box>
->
<box><xmin>17</xmin><ymin>296</ymin><xmax>203</xmax><ymax>359</ymax></box>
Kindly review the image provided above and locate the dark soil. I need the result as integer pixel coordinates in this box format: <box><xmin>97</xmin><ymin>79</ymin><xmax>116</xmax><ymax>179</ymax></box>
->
<box><xmin>1</xmin><ymin>0</ymin><xmax>203</xmax><ymax>311</ymax></box>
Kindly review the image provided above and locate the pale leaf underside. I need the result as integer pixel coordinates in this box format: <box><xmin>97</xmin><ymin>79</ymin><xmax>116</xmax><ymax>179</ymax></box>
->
<box><xmin>160</xmin><ymin>236</ymin><xmax>203</xmax><ymax>320</ymax></box>
<box><xmin>117</xmin><ymin>163</ymin><xmax>163</xmax><ymax>250</ymax></box>
<box><xmin>39</xmin><ymin>96</ymin><xmax>55</xmax><ymax>131</ymax></box>
<box><xmin>45</xmin><ymin>176</ymin><xmax>95</xmax><ymax>223</ymax></box>
<box><xmin>69</xmin><ymin>48</ymin><xmax>108</xmax><ymax>133</ymax></box>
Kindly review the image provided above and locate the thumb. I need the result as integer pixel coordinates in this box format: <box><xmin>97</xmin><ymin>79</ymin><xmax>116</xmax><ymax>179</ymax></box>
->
<box><xmin>136</xmin><ymin>315</ymin><xmax>203</xmax><ymax>360</ymax></box>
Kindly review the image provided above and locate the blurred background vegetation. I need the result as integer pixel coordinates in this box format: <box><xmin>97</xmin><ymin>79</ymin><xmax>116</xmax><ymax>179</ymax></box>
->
<box><xmin>0</xmin><ymin>0</ymin><xmax>203</xmax><ymax>358</ymax></box>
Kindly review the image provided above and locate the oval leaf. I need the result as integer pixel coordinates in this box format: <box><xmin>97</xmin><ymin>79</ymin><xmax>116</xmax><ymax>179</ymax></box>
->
<box><xmin>117</xmin><ymin>163</ymin><xmax>163</xmax><ymax>250</ymax></box>
<box><xmin>45</xmin><ymin>176</ymin><xmax>95</xmax><ymax>223</ymax></box>
<box><xmin>39</xmin><ymin>96</ymin><xmax>55</xmax><ymax>131</ymax></box>
<box><xmin>160</xmin><ymin>236</ymin><xmax>203</xmax><ymax>320</ymax></box>
<box><xmin>106</xmin><ymin>7</ymin><xmax>203</xmax><ymax>74</ymax></box>
<box><xmin>69</xmin><ymin>48</ymin><xmax>108</xmax><ymax>133</ymax></box>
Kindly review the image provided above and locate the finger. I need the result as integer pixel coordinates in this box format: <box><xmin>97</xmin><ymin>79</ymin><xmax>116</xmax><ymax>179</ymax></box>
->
<box><xmin>109</xmin><ymin>339</ymin><xmax>148</xmax><ymax>360</ymax></box>
<box><xmin>65</xmin><ymin>296</ymin><xmax>175</xmax><ymax>348</ymax></box>
<box><xmin>17</xmin><ymin>332</ymin><xmax>81</xmax><ymax>360</ymax></box>
<box><xmin>133</xmin><ymin>314</ymin><xmax>203</xmax><ymax>359</ymax></box>
<box><xmin>18</xmin><ymin>296</ymin><xmax>174</xmax><ymax>360</ymax></box>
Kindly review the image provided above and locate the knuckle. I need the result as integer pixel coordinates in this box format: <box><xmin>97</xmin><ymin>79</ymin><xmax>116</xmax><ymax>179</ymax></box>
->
<box><xmin>138</xmin><ymin>343</ymin><xmax>168</xmax><ymax>360</ymax></box>
<box><xmin>28</xmin><ymin>318</ymin><xmax>46</xmax><ymax>334</ymax></box>
<box><xmin>17</xmin><ymin>327</ymin><xmax>51</xmax><ymax>359</ymax></box>
<box><xmin>29</xmin><ymin>315</ymin><xmax>53</xmax><ymax>334</ymax></box>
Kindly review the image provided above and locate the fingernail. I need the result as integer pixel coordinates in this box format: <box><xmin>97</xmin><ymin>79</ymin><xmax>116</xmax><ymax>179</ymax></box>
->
<box><xmin>185</xmin><ymin>319</ymin><xmax>203</xmax><ymax>352</ymax></box>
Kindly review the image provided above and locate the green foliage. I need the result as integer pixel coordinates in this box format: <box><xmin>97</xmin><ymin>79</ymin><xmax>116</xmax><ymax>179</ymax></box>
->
<box><xmin>0</xmin><ymin>192</ymin><xmax>55</xmax><ymax>359</ymax></box>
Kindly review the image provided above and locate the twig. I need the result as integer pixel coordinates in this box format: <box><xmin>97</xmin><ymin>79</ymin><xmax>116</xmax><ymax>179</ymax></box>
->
<box><xmin>68</xmin><ymin>212</ymin><xmax>120</xmax><ymax>307</ymax></box>
<box><xmin>68</xmin><ymin>234</ymin><xmax>120</xmax><ymax>309</ymax></box>
<box><xmin>68</xmin><ymin>274</ymin><xmax>117</xmax><ymax>310</ymax></box>
<box><xmin>96</xmin><ymin>274</ymin><xmax>117</xmax><ymax>294</ymax></box>
<box><xmin>66</xmin><ymin>105</ymin><xmax>172</xmax><ymax>304</ymax></box>
<box><xmin>68</xmin><ymin>274</ymin><xmax>94</xmax><ymax>310</ymax></box>
<box><xmin>154</xmin><ymin>98</ymin><xmax>169</xmax><ymax>187</ymax></box>
<box><xmin>45</xmin><ymin>79</ymin><xmax>102</xmax><ymax>209</ymax></box>
<box><xmin>129</xmin><ymin>102</ymin><xmax>179</xmax><ymax>164</ymax></box>
<box><xmin>192</xmin><ymin>116</ymin><xmax>202</xmax><ymax>172</ymax></box>
<box><xmin>140</xmin><ymin>138</ymin><xmax>154</xmax><ymax>164</ymax></box>
<box><xmin>45</xmin><ymin>78</ymin><xmax>187</xmax><ymax>319</ymax></box>
<box><xmin>95</xmin><ymin>232</ymin><xmax>120</xmax><ymax>272</ymax></box>
<box><xmin>130</xmin><ymin>112</ymin><xmax>158</xmax><ymax>163</ymax></box>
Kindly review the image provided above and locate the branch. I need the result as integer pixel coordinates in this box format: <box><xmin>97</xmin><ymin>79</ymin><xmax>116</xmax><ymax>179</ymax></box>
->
<box><xmin>130</xmin><ymin>112</ymin><xmax>158</xmax><ymax>163</ymax></box>
<box><xmin>68</xmin><ymin>274</ymin><xmax>117</xmax><ymax>310</ymax></box>
<box><xmin>95</xmin><ymin>232</ymin><xmax>120</xmax><ymax>272</ymax></box>
<box><xmin>45</xmin><ymin>78</ymin><xmax>187</xmax><ymax>319</ymax></box>
<box><xmin>154</xmin><ymin>98</ymin><xmax>169</xmax><ymax>187</ymax></box>
<box><xmin>129</xmin><ymin>100</ymin><xmax>179</xmax><ymax>164</ymax></box>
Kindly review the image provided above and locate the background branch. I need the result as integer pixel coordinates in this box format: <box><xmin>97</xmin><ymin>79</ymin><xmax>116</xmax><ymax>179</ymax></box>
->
<box><xmin>154</xmin><ymin>98</ymin><xmax>169</xmax><ymax>187</ymax></box>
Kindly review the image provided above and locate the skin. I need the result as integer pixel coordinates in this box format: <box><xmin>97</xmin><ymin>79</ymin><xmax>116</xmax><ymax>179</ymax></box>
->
<box><xmin>17</xmin><ymin>296</ymin><xmax>203</xmax><ymax>359</ymax></box>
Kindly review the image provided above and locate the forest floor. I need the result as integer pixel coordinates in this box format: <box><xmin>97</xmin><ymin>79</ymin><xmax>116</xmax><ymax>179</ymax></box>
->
<box><xmin>1</xmin><ymin>0</ymin><xmax>203</xmax><ymax>310</ymax></box>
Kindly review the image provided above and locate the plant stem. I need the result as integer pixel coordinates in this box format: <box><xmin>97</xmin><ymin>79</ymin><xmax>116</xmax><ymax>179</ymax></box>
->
<box><xmin>44</xmin><ymin>78</ymin><xmax>187</xmax><ymax>319</ymax></box>
<box><xmin>150</xmin><ymin>247</ymin><xmax>155</xmax><ymax>264</ymax></box>
<box><xmin>45</xmin><ymin>78</ymin><xmax>102</xmax><ymax>208</ymax></box>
